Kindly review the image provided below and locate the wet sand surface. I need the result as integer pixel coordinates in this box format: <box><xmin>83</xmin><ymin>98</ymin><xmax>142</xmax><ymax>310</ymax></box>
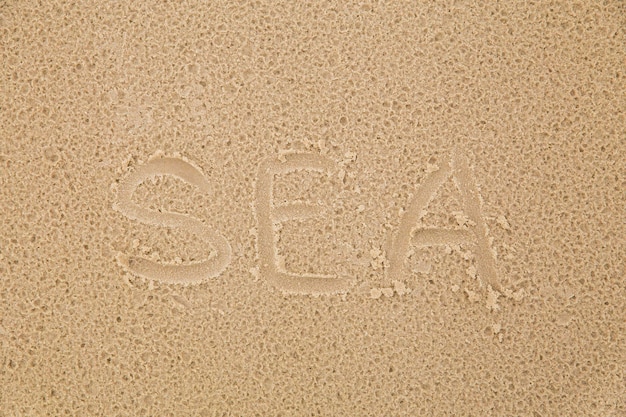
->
<box><xmin>1</xmin><ymin>1</ymin><xmax>624</xmax><ymax>415</ymax></box>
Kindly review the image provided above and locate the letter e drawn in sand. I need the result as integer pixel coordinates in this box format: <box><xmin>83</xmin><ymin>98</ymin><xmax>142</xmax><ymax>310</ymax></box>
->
<box><xmin>255</xmin><ymin>153</ymin><xmax>353</xmax><ymax>295</ymax></box>
<box><xmin>387</xmin><ymin>148</ymin><xmax>500</xmax><ymax>291</ymax></box>
<box><xmin>112</xmin><ymin>155</ymin><xmax>232</xmax><ymax>285</ymax></box>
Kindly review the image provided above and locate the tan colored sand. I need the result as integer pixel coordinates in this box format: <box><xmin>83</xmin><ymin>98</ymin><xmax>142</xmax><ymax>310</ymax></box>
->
<box><xmin>1</xmin><ymin>1</ymin><xmax>624</xmax><ymax>415</ymax></box>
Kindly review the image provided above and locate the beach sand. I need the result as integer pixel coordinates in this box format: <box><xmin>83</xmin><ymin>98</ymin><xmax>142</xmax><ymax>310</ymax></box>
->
<box><xmin>1</xmin><ymin>1</ymin><xmax>624</xmax><ymax>415</ymax></box>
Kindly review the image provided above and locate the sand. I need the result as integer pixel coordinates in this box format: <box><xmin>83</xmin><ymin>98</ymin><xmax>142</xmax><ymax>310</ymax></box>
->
<box><xmin>1</xmin><ymin>1</ymin><xmax>624</xmax><ymax>416</ymax></box>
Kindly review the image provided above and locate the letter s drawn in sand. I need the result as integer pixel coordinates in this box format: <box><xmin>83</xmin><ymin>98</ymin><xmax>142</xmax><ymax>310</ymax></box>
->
<box><xmin>255</xmin><ymin>153</ymin><xmax>353</xmax><ymax>295</ymax></box>
<box><xmin>112</xmin><ymin>154</ymin><xmax>231</xmax><ymax>285</ymax></box>
<box><xmin>387</xmin><ymin>148</ymin><xmax>500</xmax><ymax>291</ymax></box>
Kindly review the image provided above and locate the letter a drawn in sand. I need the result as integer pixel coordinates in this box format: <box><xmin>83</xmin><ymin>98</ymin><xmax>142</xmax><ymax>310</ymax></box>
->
<box><xmin>387</xmin><ymin>148</ymin><xmax>500</xmax><ymax>291</ymax></box>
<box><xmin>113</xmin><ymin>155</ymin><xmax>232</xmax><ymax>285</ymax></box>
<box><xmin>255</xmin><ymin>153</ymin><xmax>352</xmax><ymax>295</ymax></box>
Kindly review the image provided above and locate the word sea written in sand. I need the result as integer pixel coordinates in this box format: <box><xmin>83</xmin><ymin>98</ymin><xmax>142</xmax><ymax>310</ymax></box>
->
<box><xmin>112</xmin><ymin>149</ymin><xmax>500</xmax><ymax>295</ymax></box>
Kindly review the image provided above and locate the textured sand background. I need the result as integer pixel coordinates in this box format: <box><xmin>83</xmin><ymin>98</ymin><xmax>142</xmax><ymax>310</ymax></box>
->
<box><xmin>1</xmin><ymin>1</ymin><xmax>625</xmax><ymax>416</ymax></box>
